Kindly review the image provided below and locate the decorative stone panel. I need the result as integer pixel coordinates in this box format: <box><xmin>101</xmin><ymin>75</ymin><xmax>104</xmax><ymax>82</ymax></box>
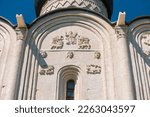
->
<box><xmin>49</xmin><ymin>31</ymin><xmax>91</xmax><ymax>50</ymax></box>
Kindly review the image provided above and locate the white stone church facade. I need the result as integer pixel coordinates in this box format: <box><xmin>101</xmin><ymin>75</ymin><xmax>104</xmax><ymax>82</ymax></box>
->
<box><xmin>0</xmin><ymin>0</ymin><xmax>149</xmax><ymax>100</ymax></box>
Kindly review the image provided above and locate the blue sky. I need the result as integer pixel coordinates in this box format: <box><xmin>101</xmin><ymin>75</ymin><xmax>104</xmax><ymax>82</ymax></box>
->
<box><xmin>0</xmin><ymin>0</ymin><xmax>149</xmax><ymax>25</ymax></box>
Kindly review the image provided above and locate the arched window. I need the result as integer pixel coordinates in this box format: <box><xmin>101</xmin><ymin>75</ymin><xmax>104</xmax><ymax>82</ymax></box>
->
<box><xmin>66</xmin><ymin>80</ymin><xmax>75</xmax><ymax>100</ymax></box>
<box><xmin>57</xmin><ymin>66</ymin><xmax>79</xmax><ymax>100</ymax></box>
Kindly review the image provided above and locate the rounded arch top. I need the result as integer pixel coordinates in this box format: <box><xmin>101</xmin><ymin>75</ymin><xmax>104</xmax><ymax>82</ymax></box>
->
<box><xmin>0</xmin><ymin>17</ymin><xmax>15</xmax><ymax>28</ymax></box>
<box><xmin>0</xmin><ymin>17</ymin><xmax>16</xmax><ymax>40</ymax></box>
<box><xmin>28</xmin><ymin>9</ymin><xmax>115</xmax><ymax>41</ymax></box>
<box><xmin>56</xmin><ymin>65</ymin><xmax>80</xmax><ymax>100</ymax></box>
<box><xmin>127</xmin><ymin>17</ymin><xmax>150</xmax><ymax>43</ymax></box>
<box><xmin>128</xmin><ymin>17</ymin><xmax>150</xmax><ymax>32</ymax></box>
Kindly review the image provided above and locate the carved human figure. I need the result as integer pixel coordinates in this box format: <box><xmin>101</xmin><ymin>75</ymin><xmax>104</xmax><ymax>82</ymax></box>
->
<box><xmin>51</xmin><ymin>36</ymin><xmax>64</xmax><ymax>49</ymax></box>
<box><xmin>65</xmin><ymin>31</ymin><xmax>78</xmax><ymax>45</ymax></box>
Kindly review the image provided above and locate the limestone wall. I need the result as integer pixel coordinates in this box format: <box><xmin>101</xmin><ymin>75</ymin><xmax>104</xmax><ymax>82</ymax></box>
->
<box><xmin>128</xmin><ymin>18</ymin><xmax>150</xmax><ymax>100</ymax></box>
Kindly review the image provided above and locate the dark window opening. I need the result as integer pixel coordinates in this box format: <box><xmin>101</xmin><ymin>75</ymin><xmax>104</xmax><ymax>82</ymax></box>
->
<box><xmin>66</xmin><ymin>80</ymin><xmax>75</xmax><ymax>100</ymax></box>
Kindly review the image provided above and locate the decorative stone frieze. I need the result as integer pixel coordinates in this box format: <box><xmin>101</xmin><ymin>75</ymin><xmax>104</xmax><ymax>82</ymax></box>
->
<box><xmin>86</xmin><ymin>65</ymin><xmax>101</xmax><ymax>74</ymax></box>
<box><xmin>50</xmin><ymin>31</ymin><xmax>91</xmax><ymax>50</ymax></box>
<box><xmin>40</xmin><ymin>0</ymin><xmax>108</xmax><ymax>18</ymax></box>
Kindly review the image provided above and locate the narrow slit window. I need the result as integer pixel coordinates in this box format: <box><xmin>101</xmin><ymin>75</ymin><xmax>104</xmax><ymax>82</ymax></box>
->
<box><xmin>66</xmin><ymin>80</ymin><xmax>75</xmax><ymax>100</ymax></box>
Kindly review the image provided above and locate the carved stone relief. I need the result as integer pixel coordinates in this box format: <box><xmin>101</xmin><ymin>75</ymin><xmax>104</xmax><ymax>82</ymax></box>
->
<box><xmin>87</xmin><ymin>65</ymin><xmax>101</xmax><ymax>74</ymax></box>
<box><xmin>65</xmin><ymin>31</ymin><xmax>77</xmax><ymax>45</ymax></box>
<box><xmin>50</xmin><ymin>31</ymin><xmax>91</xmax><ymax>50</ymax></box>
<box><xmin>50</xmin><ymin>36</ymin><xmax>64</xmax><ymax>49</ymax></box>
<box><xmin>141</xmin><ymin>31</ymin><xmax>150</xmax><ymax>56</ymax></box>
<box><xmin>67</xmin><ymin>51</ymin><xmax>74</xmax><ymax>59</ymax></box>
<box><xmin>115</xmin><ymin>27</ymin><xmax>126</xmax><ymax>39</ymax></box>
<box><xmin>94</xmin><ymin>51</ymin><xmax>101</xmax><ymax>59</ymax></box>
<box><xmin>40</xmin><ymin>51</ymin><xmax>47</xmax><ymax>58</ymax></box>
<box><xmin>78</xmin><ymin>36</ymin><xmax>91</xmax><ymax>49</ymax></box>
<box><xmin>15</xmin><ymin>28</ymin><xmax>26</xmax><ymax>40</ymax></box>
<box><xmin>39</xmin><ymin>65</ymin><xmax>54</xmax><ymax>75</ymax></box>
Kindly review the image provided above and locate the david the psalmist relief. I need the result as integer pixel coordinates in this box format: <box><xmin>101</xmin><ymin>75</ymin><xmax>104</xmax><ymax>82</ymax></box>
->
<box><xmin>0</xmin><ymin>0</ymin><xmax>149</xmax><ymax>100</ymax></box>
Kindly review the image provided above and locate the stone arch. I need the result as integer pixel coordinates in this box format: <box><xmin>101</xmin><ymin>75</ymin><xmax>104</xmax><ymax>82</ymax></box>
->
<box><xmin>19</xmin><ymin>9</ymin><xmax>116</xmax><ymax>100</ymax></box>
<box><xmin>128</xmin><ymin>18</ymin><xmax>150</xmax><ymax>99</ymax></box>
<box><xmin>56</xmin><ymin>65</ymin><xmax>80</xmax><ymax>100</ymax></box>
<box><xmin>0</xmin><ymin>18</ymin><xmax>18</xmax><ymax>99</ymax></box>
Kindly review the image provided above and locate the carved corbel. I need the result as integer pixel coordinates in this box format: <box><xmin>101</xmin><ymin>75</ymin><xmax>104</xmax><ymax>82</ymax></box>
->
<box><xmin>15</xmin><ymin>14</ymin><xmax>28</xmax><ymax>40</ymax></box>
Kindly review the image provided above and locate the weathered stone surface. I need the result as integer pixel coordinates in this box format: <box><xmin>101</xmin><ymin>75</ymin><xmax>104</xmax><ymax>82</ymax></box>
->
<box><xmin>0</xmin><ymin>1</ymin><xmax>149</xmax><ymax>100</ymax></box>
<box><xmin>128</xmin><ymin>18</ymin><xmax>150</xmax><ymax>100</ymax></box>
<box><xmin>40</xmin><ymin>0</ymin><xmax>108</xmax><ymax>18</ymax></box>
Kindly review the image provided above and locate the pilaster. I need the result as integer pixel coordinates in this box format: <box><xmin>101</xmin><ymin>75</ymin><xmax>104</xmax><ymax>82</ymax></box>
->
<box><xmin>4</xmin><ymin>15</ymin><xmax>27</xmax><ymax>99</ymax></box>
<box><xmin>113</xmin><ymin>12</ymin><xmax>136</xmax><ymax>99</ymax></box>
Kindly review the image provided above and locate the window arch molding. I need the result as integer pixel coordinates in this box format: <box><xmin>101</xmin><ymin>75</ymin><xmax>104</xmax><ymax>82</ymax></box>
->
<box><xmin>56</xmin><ymin>65</ymin><xmax>80</xmax><ymax>100</ymax></box>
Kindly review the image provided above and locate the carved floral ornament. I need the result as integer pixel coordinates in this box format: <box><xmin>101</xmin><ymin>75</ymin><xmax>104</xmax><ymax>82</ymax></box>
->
<box><xmin>50</xmin><ymin>31</ymin><xmax>91</xmax><ymax>50</ymax></box>
<box><xmin>140</xmin><ymin>31</ymin><xmax>150</xmax><ymax>56</ymax></box>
